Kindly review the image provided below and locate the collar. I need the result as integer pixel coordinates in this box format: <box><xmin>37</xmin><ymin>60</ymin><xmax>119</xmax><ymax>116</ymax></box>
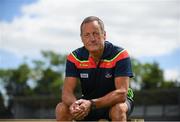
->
<box><xmin>101</xmin><ymin>41</ymin><xmax>112</xmax><ymax>59</ymax></box>
<box><xmin>83</xmin><ymin>41</ymin><xmax>112</xmax><ymax>60</ymax></box>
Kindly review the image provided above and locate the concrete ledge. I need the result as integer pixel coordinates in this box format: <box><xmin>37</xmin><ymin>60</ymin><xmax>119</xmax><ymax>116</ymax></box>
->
<box><xmin>130</xmin><ymin>119</ymin><xmax>144</xmax><ymax>122</ymax></box>
<box><xmin>0</xmin><ymin>119</ymin><xmax>144</xmax><ymax>122</ymax></box>
<box><xmin>0</xmin><ymin>119</ymin><xmax>55</xmax><ymax>122</ymax></box>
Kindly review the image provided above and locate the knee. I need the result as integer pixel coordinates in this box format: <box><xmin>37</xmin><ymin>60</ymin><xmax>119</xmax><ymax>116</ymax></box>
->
<box><xmin>55</xmin><ymin>102</ymin><xmax>71</xmax><ymax>120</ymax></box>
<box><xmin>56</xmin><ymin>102</ymin><xmax>62</xmax><ymax>113</ymax></box>
<box><xmin>111</xmin><ymin>103</ymin><xmax>128</xmax><ymax>114</ymax></box>
<box><xmin>55</xmin><ymin>102</ymin><xmax>64</xmax><ymax>119</ymax></box>
<box><xmin>109</xmin><ymin>103</ymin><xmax>128</xmax><ymax>120</ymax></box>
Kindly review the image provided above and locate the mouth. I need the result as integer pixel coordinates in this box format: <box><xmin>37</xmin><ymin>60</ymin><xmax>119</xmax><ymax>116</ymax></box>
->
<box><xmin>87</xmin><ymin>42</ymin><xmax>98</xmax><ymax>46</ymax></box>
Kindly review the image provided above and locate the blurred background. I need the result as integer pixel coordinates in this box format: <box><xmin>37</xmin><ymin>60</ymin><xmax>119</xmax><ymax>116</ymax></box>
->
<box><xmin>0</xmin><ymin>0</ymin><xmax>180</xmax><ymax>121</ymax></box>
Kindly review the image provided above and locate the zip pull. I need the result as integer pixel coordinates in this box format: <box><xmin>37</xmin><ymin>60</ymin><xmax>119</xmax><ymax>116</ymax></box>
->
<box><xmin>96</xmin><ymin>60</ymin><xmax>101</xmax><ymax>68</ymax></box>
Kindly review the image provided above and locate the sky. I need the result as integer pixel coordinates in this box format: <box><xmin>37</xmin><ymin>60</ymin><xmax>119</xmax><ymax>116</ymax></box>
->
<box><xmin>0</xmin><ymin>0</ymin><xmax>180</xmax><ymax>81</ymax></box>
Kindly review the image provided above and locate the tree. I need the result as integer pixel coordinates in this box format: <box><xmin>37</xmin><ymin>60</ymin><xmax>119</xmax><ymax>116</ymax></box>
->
<box><xmin>141</xmin><ymin>62</ymin><xmax>164</xmax><ymax>89</ymax></box>
<box><xmin>130</xmin><ymin>58</ymin><xmax>143</xmax><ymax>90</ymax></box>
<box><xmin>31</xmin><ymin>50</ymin><xmax>66</xmax><ymax>95</ymax></box>
<box><xmin>5</xmin><ymin>64</ymin><xmax>32</xmax><ymax>96</ymax></box>
<box><xmin>0</xmin><ymin>50</ymin><xmax>66</xmax><ymax>98</ymax></box>
<box><xmin>34</xmin><ymin>68</ymin><xmax>63</xmax><ymax>95</ymax></box>
<box><xmin>41</xmin><ymin>50</ymin><xmax>66</xmax><ymax>67</ymax></box>
<box><xmin>130</xmin><ymin>59</ymin><xmax>179</xmax><ymax>90</ymax></box>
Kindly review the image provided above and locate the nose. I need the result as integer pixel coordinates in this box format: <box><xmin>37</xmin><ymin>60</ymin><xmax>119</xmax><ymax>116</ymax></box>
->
<box><xmin>89</xmin><ymin>34</ymin><xmax>96</xmax><ymax>41</ymax></box>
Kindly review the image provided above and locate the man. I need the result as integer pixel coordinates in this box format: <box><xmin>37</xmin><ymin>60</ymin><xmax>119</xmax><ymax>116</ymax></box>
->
<box><xmin>56</xmin><ymin>16</ymin><xmax>134</xmax><ymax>121</ymax></box>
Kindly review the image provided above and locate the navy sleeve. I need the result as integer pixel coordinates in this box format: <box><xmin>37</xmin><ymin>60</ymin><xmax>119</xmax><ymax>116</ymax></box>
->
<box><xmin>65</xmin><ymin>60</ymin><xmax>79</xmax><ymax>77</ymax></box>
<box><xmin>114</xmin><ymin>57</ymin><xmax>133</xmax><ymax>78</ymax></box>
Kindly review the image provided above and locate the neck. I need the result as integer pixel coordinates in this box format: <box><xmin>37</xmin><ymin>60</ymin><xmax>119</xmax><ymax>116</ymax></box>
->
<box><xmin>90</xmin><ymin>48</ymin><xmax>104</xmax><ymax>64</ymax></box>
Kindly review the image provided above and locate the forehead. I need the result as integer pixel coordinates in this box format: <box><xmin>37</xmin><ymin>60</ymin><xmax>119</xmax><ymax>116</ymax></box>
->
<box><xmin>82</xmin><ymin>21</ymin><xmax>101</xmax><ymax>32</ymax></box>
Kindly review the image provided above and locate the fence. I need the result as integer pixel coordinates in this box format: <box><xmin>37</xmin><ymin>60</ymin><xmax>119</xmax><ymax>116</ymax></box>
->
<box><xmin>0</xmin><ymin>88</ymin><xmax>180</xmax><ymax>121</ymax></box>
<box><xmin>130</xmin><ymin>88</ymin><xmax>180</xmax><ymax>120</ymax></box>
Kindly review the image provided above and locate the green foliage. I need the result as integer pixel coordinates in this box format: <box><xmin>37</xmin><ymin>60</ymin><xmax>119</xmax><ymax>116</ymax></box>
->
<box><xmin>141</xmin><ymin>62</ymin><xmax>164</xmax><ymax>89</ymax></box>
<box><xmin>41</xmin><ymin>50</ymin><xmax>66</xmax><ymax>66</ymax></box>
<box><xmin>0</xmin><ymin>93</ymin><xmax>5</xmax><ymax>110</ymax></box>
<box><xmin>0</xmin><ymin>64</ymin><xmax>33</xmax><ymax>96</ymax></box>
<box><xmin>131</xmin><ymin>58</ymin><xmax>143</xmax><ymax>85</ymax></box>
<box><xmin>34</xmin><ymin>68</ymin><xmax>63</xmax><ymax>95</ymax></box>
<box><xmin>160</xmin><ymin>80</ymin><xmax>178</xmax><ymax>88</ymax></box>
<box><xmin>0</xmin><ymin>50</ymin><xmax>66</xmax><ymax>98</ymax></box>
<box><xmin>10</xmin><ymin>64</ymin><xmax>30</xmax><ymax>84</ymax></box>
<box><xmin>31</xmin><ymin>50</ymin><xmax>66</xmax><ymax>95</ymax></box>
<box><xmin>131</xmin><ymin>58</ymin><xmax>178</xmax><ymax>90</ymax></box>
<box><xmin>0</xmin><ymin>69</ymin><xmax>13</xmax><ymax>83</ymax></box>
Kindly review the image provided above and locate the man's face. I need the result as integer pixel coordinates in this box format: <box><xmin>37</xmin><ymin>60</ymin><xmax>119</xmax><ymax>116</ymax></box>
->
<box><xmin>81</xmin><ymin>21</ymin><xmax>106</xmax><ymax>53</ymax></box>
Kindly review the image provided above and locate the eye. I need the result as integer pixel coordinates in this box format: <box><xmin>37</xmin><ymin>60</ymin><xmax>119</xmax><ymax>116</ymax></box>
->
<box><xmin>83</xmin><ymin>33</ymin><xmax>90</xmax><ymax>38</ymax></box>
<box><xmin>93</xmin><ymin>32</ymin><xmax>100</xmax><ymax>37</ymax></box>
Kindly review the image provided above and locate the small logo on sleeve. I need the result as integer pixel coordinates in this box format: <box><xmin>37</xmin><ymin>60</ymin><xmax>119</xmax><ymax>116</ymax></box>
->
<box><xmin>80</xmin><ymin>73</ymin><xmax>89</xmax><ymax>78</ymax></box>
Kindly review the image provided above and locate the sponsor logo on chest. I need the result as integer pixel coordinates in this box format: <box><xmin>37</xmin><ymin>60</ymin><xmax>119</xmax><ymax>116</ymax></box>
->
<box><xmin>80</xmin><ymin>73</ymin><xmax>89</xmax><ymax>78</ymax></box>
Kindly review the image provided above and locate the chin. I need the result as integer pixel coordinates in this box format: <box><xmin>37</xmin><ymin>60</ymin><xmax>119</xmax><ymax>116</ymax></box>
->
<box><xmin>87</xmin><ymin>47</ymin><xmax>99</xmax><ymax>52</ymax></box>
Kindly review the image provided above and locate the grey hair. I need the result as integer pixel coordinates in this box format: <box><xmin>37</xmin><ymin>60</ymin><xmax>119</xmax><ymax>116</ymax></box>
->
<box><xmin>80</xmin><ymin>16</ymin><xmax>105</xmax><ymax>35</ymax></box>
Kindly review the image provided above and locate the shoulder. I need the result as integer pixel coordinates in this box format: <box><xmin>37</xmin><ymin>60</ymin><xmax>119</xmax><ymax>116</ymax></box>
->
<box><xmin>67</xmin><ymin>46</ymin><xmax>89</xmax><ymax>62</ymax></box>
<box><xmin>104</xmin><ymin>41</ymin><xmax>130</xmax><ymax>60</ymax></box>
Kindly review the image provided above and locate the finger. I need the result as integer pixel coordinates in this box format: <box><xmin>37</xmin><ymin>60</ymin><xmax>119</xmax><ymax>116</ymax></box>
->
<box><xmin>71</xmin><ymin>110</ymin><xmax>81</xmax><ymax>119</ymax></box>
<box><xmin>71</xmin><ymin>108</ymin><xmax>81</xmax><ymax>115</ymax></box>
<box><xmin>79</xmin><ymin>105</ymin><xmax>85</xmax><ymax>111</ymax></box>
<box><xmin>74</xmin><ymin>110</ymin><xmax>87</xmax><ymax>120</ymax></box>
<box><xmin>75</xmin><ymin>99</ymin><xmax>83</xmax><ymax>105</ymax></box>
<box><xmin>70</xmin><ymin>102</ymin><xmax>78</xmax><ymax>111</ymax></box>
